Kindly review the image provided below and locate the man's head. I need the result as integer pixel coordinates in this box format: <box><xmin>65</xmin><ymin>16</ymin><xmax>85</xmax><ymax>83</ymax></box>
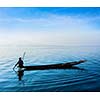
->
<box><xmin>19</xmin><ymin>57</ymin><xmax>22</xmax><ymax>60</ymax></box>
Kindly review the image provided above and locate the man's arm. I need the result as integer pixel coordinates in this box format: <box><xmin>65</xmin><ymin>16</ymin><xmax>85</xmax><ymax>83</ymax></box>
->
<box><xmin>13</xmin><ymin>61</ymin><xmax>18</xmax><ymax>70</ymax></box>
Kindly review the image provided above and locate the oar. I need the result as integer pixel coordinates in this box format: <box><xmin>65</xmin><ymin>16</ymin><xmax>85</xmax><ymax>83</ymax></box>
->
<box><xmin>22</xmin><ymin>52</ymin><xmax>26</xmax><ymax>60</ymax></box>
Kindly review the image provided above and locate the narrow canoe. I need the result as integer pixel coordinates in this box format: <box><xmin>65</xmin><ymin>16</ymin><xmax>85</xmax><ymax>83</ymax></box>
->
<box><xmin>23</xmin><ymin>60</ymin><xmax>86</xmax><ymax>71</ymax></box>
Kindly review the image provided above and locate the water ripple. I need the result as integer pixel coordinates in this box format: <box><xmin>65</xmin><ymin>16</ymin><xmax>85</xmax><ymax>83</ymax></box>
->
<box><xmin>0</xmin><ymin>46</ymin><xmax>100</xmax><ymax>91</ymax></box>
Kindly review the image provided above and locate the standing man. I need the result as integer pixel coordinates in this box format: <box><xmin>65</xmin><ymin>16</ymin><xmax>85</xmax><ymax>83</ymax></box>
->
<box><xmin>13</xmin><ymin>57</ymin><xmax>24</xmax><ymax>81</ymax></box>
<box><xmin>14</xmin><ymin>57</ymin><xmax>24</xmax><ymax>69</ymax></box>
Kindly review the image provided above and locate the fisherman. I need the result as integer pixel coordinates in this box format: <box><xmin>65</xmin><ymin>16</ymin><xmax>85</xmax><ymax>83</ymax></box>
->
<box><xmin>14</xmin><ymin>57</ymin><xmax>24</xmax><ymax>69</ymax></box>
<box><xmin>13</xmin><ymin>57</ymin><xmax>24</xmax><ymax>81</ymax></box>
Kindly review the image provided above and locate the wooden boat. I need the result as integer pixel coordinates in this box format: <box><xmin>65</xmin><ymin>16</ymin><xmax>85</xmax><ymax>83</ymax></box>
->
<box><xmin>23</xmin><ymin>60</ymin><xmax>86</xmax><ymax>71</ymax></box>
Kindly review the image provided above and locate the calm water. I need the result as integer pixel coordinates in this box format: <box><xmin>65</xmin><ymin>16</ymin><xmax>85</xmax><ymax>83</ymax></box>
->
<box><xmin>0</xmin><ymin>45</ymin><xmax>100</xmax><ymax>92</ymax></box>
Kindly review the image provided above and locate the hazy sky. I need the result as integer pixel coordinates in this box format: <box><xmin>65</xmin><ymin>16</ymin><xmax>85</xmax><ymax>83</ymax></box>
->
<box><xmin>0</xmin><ymin>7</ymin><xmax>100</xmax><ymax>46</ymax></box>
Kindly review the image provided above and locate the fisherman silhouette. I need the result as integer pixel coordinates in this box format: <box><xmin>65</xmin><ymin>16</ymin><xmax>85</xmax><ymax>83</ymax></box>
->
<box><xmin>15</xmin><ymin>57</ymin><xmax>24</xmax><ymax>68</ymax></box>
<box><xmin>13</xmin><ymin>57</ymin><xmax>24</xmax><ymax>81</ymax></box>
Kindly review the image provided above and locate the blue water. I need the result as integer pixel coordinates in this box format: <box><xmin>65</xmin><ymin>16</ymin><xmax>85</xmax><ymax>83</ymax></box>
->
<box><xmin>0</xmin><ymin>45</ymin><xmax>100</xmax><ymax>92</ymax></box>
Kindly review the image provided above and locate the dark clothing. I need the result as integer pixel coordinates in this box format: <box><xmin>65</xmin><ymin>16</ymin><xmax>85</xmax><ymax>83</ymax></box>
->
<box><xmin>16</xmin><ymin>60</ymin><xmax>23</xmax><ymax>68</ymax></box>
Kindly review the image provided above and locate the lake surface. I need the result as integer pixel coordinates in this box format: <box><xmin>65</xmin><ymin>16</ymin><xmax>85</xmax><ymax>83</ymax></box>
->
<box><xmin>0</xmin><ymin>45</ymin><xmax>100</xmax><ymax>92</ymax></box>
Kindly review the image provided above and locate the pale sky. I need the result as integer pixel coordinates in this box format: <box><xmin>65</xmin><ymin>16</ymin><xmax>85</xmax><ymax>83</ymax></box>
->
<box><xmin>0</xmin><ymin>7</ymin><xmax>100</xmax><ymax>46</ymax></box>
